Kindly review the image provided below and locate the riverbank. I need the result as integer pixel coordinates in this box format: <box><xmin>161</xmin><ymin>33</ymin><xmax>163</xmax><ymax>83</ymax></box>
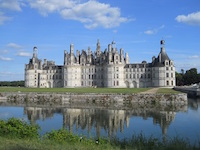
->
<box><xmin>0</xmin><ymin>87</ymin><xmax>187</xmax><ymax>107</ymax></box>
<box><xmin>0</xmin><ymin>118</ymin><xmax>199</xmax><ymax>150</ymax></box>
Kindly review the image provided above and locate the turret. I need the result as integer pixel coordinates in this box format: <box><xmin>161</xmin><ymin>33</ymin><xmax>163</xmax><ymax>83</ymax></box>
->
<box><xmin>76</xmin><ymin>50</ymin><xmax>80</xmax><ymax>64</ymax></box>
<box><xmin>120</xmin><ymin>48</ymin><xmax>124</xmax><ymax>63</ymax></box>
<box><xmin>111</xmin><ymin>41</ymin><xmax>116</xmax><ymax>53</ymax></box>
<box><xmin>96</xmin><ymin>39</ymin><xmax>101</xmax><ymax>57</ymax></box>
<box><xmin>33</xmin><ymin>46</ymin><xmax>38</xmax><ymax>58</ymax></box>
<box><xmin>108</xmin><ymin>44</ymin><xmax>112</xmax><ymax>64</ymax></box>
<box><xmin>70</xmin><ymin>44</ymin><xmax>74</xmax><ymax>55</ymax></box>
<box><xmin>125</xmin><ymin>52</ymin><xmax>129</xmax><ymax>64</ymax></box>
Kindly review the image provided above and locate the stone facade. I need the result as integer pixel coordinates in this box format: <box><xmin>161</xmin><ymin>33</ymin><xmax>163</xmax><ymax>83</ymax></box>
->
<box><xmin>25</xmin><ymin>40</ymin><xmax>175</xmax><ymax>88</ymax></box>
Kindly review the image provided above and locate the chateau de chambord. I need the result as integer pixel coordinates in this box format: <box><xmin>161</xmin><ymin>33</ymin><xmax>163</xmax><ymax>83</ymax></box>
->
<box><xmin>25</xmin><ymin>40</ymin><xmax>175</xmax><ymax>88</ymax></box>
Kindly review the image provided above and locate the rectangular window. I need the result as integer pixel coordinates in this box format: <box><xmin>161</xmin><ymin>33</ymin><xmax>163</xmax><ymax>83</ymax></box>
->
<box><xmin>166</xmin><ymin>73</ymin><xmax>169</xmax><ymax>78</ymax></box>
<box><xmin>116</xmin><ymin>67</ymin><xmax>119</xmax><ymax>71</ymax></box>
<box><xmin>166</xmin><ymin>67</ymin><xmax>169</xmax><ymax>70</ymax></box>
<box><xmin>171</xmin><ymin>73</ymin><xmax>173</xmax><ymax>78</ymax></box>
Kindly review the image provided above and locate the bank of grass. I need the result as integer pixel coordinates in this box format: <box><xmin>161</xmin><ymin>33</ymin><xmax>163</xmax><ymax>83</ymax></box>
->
<box><xmin>0</xmin><ymin>87</ymin><xmax>150</xmax><ymax>94</ymax></box>
<box><xmin>157</xmin><ymin>88</ymin><xmax>182</xmax><ymax>94</ymax></box>
<box><xmin>0</xmin><ymin>118</ymin><xmax>199</xmax><ymax>150</ymax></box>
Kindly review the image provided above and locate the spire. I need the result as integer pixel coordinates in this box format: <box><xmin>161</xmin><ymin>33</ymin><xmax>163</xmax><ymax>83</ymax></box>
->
<box><xmin>160</xmin><ymin>40</ymin><xmax>165</xmax><ymax>53</ymax></box>
<box><xmin>33</xmin><ymin>46</ymin><xmax>37</xmax><ymax>58</ymax></box>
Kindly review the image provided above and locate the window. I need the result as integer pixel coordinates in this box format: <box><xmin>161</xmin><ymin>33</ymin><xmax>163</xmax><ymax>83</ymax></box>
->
<box><xmin>171</xmin><ymin>81</ymin><xmax>173</xmax><ymax>86</ymax></box>
<box><xmin>117</xmin><ymin>81</ymin><xmax>119</xmax><ymax>86</ymax></box>
<box><xmin>130</xmin><ymin>74</ymin><xmax>132</xmax><ymax>78</ymax></box>
<box><xmin>117</xmin><ymin>74</ymin><xmax>119</xmax><ymax>78</ymax></box>
<box><xmin>126</xmin><ymin>74</ymin><xmax>128</xmax><ymax>79</ymax></box>
<box><xmin>148</xmin><ymin>74</ymin><xmax>150</xmax><ymax>79</ymax></box>
<box><xmin>116</xmin><ymin>67</ymin><xmax>119</xmax><ymax>71</ymax></box>
<box><xmin>166</xmin><ymin>67</ymin><xmax>169</xmax><ymax>70</ymax></box>
<box><xmin>166</xmin><ymin>80</ymin><xmax>169</xmax><ymax>85</ymax></box>
<box><xmin>89</xmin><ymin>75</ymin><xmax>90</xmax><ymax>79</ymax></box>
<box><xmin>116</xmin><ymin>56</ymin><xmax>118</xmax><ymax>59</ymax></box>
<box><xmin>166</xmin><ymin>73</ymin><xmax>169</xmax><ymax>77</ymax></box>
<box><xmin>171</xmin><ymin>73</ymin><xmax>173</xmax><ymax>78</ymax></box>
<box><xmin>171</xmin><ymin>67</ymin><xmax>173</xmax><ymax>70</ymax></box>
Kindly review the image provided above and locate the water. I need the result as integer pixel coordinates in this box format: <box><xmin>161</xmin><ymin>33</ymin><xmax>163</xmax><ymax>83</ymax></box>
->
<box><xmin>0</xmin><ymin>98</ymin><xmax>200</xmax><ymax>143</ymax></box>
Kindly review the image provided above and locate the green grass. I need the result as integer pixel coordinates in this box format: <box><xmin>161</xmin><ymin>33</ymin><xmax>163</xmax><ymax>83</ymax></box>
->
<box><xmin>157</xmin><ymin>88</ymin><xmax>182</xmax><ymax>94</ymax></box>
<box><xmin>0</xmin><ymin>118</ymin><xmax>199</xmax><ymax>150</ymax></box>
<box><xmin>0</xmin><ymin>87</ymin><xmax>150</xmax><ymax>94</ymax></box>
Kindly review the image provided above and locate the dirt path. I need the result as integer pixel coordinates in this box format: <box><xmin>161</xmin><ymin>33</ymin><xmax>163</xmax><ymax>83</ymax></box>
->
<box><xmin>140</xmin><ymin>88</ymin><xmax>159</xmax><ymax>94</ymax></box>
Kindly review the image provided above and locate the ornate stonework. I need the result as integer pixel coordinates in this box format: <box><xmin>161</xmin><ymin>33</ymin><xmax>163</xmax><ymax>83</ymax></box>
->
<box><xmin>25</xmin><ymin>40</ymin><xmax>175</xmax><ymax>88</ymax></box>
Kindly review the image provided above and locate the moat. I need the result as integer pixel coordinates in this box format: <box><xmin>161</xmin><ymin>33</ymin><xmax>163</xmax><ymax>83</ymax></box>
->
<box><xmin>0</xmin><ymin>96</ymin><xmax>199</xmax><ymax>144</ymax></box>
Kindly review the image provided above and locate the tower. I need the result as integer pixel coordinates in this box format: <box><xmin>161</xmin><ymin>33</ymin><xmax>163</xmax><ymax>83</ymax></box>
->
<box><xmin>160</xmin><ymin>40</ymin><xmax>165</xmax><ymax>53</ymax></box>
<box><xmin>33</xmin><ymin>46</ymin><xmax>38</xmax><ymax>58</ymax></box>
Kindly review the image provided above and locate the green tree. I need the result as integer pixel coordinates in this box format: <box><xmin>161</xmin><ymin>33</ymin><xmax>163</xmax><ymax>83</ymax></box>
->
<box><xmin>183</xmin><ymin>68</ymin><xmax>199</xmax><ymax>85</ymax></box>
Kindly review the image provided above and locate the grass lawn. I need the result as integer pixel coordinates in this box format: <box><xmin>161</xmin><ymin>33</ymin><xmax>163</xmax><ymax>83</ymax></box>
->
<box><xmin>0</xmin><ymin>87</ymin><xmax>150</xmax><ymax>94</ymax></box>
<box><xmin>157</xmin><ymin>88</ymin><xmax>182</xmax><ymax>94</ymax></box>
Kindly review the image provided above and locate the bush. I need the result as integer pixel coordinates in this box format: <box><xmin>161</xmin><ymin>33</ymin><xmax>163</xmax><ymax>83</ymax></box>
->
<box><xmin>0</xmin><ymin>118</ymin><xmax>40</xmax><ymax>139</ymax></box>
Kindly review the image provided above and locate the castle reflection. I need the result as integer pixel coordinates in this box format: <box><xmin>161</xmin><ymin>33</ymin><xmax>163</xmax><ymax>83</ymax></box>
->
<box><xmin>24</xmin><ymin>102</ymin><xmax>187</xmax><ymax>139</ymax></box>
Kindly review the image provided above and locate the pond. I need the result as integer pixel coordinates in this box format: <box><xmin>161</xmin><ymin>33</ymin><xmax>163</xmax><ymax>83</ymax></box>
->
<box><xmin>0</xmin><ymin>97</ymin><xmax>200</xmax><ymax>144</ymax></box>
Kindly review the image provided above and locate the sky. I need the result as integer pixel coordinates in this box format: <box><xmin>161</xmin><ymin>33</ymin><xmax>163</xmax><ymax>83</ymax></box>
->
<box><xmin>0</xmin><ymin>0</ymin><xmax>200</xmax><ymax>81</ymax></box>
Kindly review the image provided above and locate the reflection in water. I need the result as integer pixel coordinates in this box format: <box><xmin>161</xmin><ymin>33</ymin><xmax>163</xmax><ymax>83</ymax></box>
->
<box><xmin>188</xmin><ymin>98</ymin><xmax>200</xmax><ymax>110</ymax></box>
<box><xmin>24</xmin><ymin>103</ymin><xmax>187</xmax><ymax>140</ymax></box>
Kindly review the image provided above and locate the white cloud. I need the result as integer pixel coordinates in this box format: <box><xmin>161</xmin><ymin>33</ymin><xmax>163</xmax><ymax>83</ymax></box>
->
<box><xmin>28</xmin><ymin>0</ymin><xmax>130</xmax><ymax>29</ymax></box>
<box><xmin>176</xmin><ymin>11</ymin><xmax>200</xmax><ymax>26</ymax></box>
<box><xmin>0</xmin><ymin>0</ymin><xmax>24</xmax><ymax>11</ymax></box>
<box><xmin>0</xmin><ymin>49</ymin><xmax>9</xmax><ymax>54</ymax></box>
<box><xmin>7</xmin><ymin>43</ymin><xmax>22</xmax><ymax>49</ymax></box>
<box><xmin>0</xmin><ymin>56</ymin><xmax>12</xmax><ymax>61</ymax></box>
<box><xmin>188</xmin><ymin>55</ymin><xmax>200</xmax><ymax>59</ymax></box>
<box><xmin>144</xmin><ymin>25</ymin><xmax>165</xmax><ymax>35</ymax></box>
<box><xmin>0</xmin><ymin>11</ymin><xmax>11</xmax><ymax>25</ymax></box>
<box><xmin>17</xmin><ymin>51</ymin><xmax>31</xmax><ymax>57</ymax></box>
<box><xmin>144</xmin><ymin>30</ymin><xmax>154</xmax><ymax>35</ymax></box>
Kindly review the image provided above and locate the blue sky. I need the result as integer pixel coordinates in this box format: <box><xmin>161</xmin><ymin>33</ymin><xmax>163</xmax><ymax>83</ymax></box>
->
<box><xmin>0</xmin><ymin>0</ymin><xmax>200</xmax><ymax>81</ymax></box>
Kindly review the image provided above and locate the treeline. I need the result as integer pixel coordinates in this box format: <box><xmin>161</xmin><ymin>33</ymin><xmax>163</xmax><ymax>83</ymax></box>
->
<box><xmin>0</xmin><ymin>81</ymin><xmax>24</xmax><ymax>87</ymax></box>
<box><xmin>176</xmin><ymin>68</ymin><xmax>200</xmax><ymax>86</ymax></box>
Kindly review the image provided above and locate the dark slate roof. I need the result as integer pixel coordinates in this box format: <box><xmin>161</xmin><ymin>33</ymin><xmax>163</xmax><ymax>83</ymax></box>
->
<box><xmin>158</xmin><ymin>50</ymin><xmax>170</xmax><ymax>63</ymax></box>
<box><xmin>124</xmin><ymin>63</ymin><xmax>152</xmax><ymax>68</ymax></box>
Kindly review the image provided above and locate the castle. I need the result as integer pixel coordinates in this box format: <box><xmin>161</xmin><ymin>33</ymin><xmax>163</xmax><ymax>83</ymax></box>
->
<box><xmin>25</xmin><ymin>40</ymin><xmax>175</xmax><ymax>88</ymax></box>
